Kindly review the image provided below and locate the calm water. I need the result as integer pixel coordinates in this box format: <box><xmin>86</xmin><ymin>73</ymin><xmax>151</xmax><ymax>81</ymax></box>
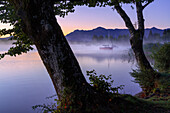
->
<box><xmin>0</xmin><ymin>41</ymin><xmax>141</xmax><ymax>113</ymax></box>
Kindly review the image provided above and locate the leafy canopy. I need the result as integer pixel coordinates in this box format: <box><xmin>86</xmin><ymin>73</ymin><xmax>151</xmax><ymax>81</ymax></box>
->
<box><xmin>0</xmin><ymin>0</ymin><xmax>154</xmax><ymax>59</ymax></box>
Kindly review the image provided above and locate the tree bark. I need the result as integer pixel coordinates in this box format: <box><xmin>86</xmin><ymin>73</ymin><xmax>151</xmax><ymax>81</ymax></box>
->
<box><xmin>130</xmin><ymin>30</ymin><xmax>154</xmax><ymax>71</ymax></box>
<box><xmin>130</xmin><ymin>1</ymin><xmax>154</xmax><ymax>71</ymax></box>
<box><xmin>11</xmin><ymin>0</ymin><xmax>91</xmax><ymax>99</ymax></box>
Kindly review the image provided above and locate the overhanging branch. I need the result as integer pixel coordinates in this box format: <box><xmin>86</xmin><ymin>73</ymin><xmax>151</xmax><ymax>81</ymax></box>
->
<box><xmin>114</xmin><ymin>2</ymin><xmax>135</xmax><ymax>34</ymax></box>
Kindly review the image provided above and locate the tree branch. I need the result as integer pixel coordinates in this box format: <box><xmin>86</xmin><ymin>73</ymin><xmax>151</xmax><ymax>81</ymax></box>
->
<box><xmin>142</xmin><ymin>0</ymin><xmax>153</xmax><ymax>10</ymax></box>
<box><xmin>136</xmin><ymin>1</ymin><xmax>144</xmax><ymax>34</ymax></box>
<box><xmin>114</xmin><ymin>2</ymin><xmax>135</xmax><ymax>34</ymax></box>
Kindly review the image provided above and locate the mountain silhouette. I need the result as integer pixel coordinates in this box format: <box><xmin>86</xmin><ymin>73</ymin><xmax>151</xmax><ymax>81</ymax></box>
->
<box><xmin>66</xmin><ymin>27</ymin><xmax>166</xmax><ymax>42</ymax></box>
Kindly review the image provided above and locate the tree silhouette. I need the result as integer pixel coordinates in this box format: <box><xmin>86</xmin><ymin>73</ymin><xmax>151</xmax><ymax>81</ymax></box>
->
<box><xmin>0</xmin><ymin>0</ymin><xmax>163</xmax><ymax>112</ymax></box>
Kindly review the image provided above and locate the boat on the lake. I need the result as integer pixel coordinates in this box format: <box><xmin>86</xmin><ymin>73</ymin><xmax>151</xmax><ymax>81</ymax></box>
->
<box><xmin>99</xmin><ymin>45</ymin><xmax>115</xmax><ymax>50</ymax></box>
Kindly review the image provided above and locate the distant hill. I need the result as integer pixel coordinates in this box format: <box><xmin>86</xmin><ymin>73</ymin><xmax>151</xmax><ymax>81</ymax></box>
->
<box><xmin>66</xmin><ymin>27</ymin><xmax>167</xmax><ymax>42</ymax></box>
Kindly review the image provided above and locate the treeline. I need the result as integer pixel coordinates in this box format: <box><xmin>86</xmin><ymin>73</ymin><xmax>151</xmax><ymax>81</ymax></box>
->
<box><xmin>92</xmin><ymin>34</ymin><xmax>130</xmax><ymax>43</ymax></box>
<box><xmin>145</xmin><ymin>29</ymin><xmax>170</xmax><ymax>42</ymax></box>
<box><xmin>92</xmin><ymin>29</ymin><xmax>170</xmax><ymax>43</ymax></box>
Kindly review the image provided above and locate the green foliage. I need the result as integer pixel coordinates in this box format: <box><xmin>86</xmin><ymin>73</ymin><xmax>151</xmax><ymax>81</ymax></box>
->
<box><xmin>32</xmin><ymin>69</ymin><xmax>169</xmax><ymax>113</ymax></box>
<box><xmin>116</xmin><ymin>34</ymin><xmax>129</xmax><ymax>42</ymax></box>
<box><xmin>54</xmin><ymin>1</ymin><xmax>75</xmax><ymax>18</ymax></box>
<box><xmin>92</xmin><ymin>35</ymin><xmax>104</xmax><ymax>42</ymax></box>
<box><xmin>143</xmin><ymin>43</ymin><xmax>162</xmax><ymax>54</ymax></box>
<box><xmin>32</xmin><ymin>104</ymin><xmax>57</xmax><ymax>113</ymax></box>
<box><xmin>0</xmin><ymin>1</ymin><xmax>33</xmax><ymax>59</ymax></box>
<box><xmin>145</xmin><ymin>29</ymin><xmax>170</xmax><ymax>42</ymax></box>
<box><xmin>127</xmin><ymin>43</ymin><xmax>162</xmax><ymax>64</ymax></box>
<box><xmin>152</xmin><ymin>43</ymin><xmax>170</xmax><ymax>73</ymax></box>
<box><xmin>32</xmin><ymin>70</ymin><xmax>124</xmax><ymax>113</ymax></box>
<box><xmin>158</xmin><ymin>73</ymin><xmax>170</xmax><ymax>93</ymax></box>
<box><xmin>130</xmin><ymin>69</ymin><xmax>156</xmax><ymax>95</ymax></box>
<box><xmin>86</xmin><ymin>70</ymin><xmax>124</xmax><ymax>94</ymax></box>
<box><xmin>0</xmin><ymin>0</ymin><xmax>82</xmax><ymax>60</ymax></box>
<box><xmin>0</xmin><ymin>1</ymin><xmax>17</xmax><ymax>24</ymax></box>
<box><xmin>146</xmin><ymin>30</ymin><xmax>163</xmax><ymax>41</ymax></box>
<box><xmin>162</xmin><ymin>29</ymin><xmax>170</xmax><ymax>41</ymax></box>
<box><xmin>0</xmin><ymin>19</ymin><xmax>33</xmax><ymax>59</ymax></box>
<box><xmin>148</xmin><ymin>98</ymin><xmax>170</xmax><ymax>109</ymax></box>
<box><xmin>92</xmin><ymin>35</ymin><xmax>115</xmax><ymax>42</ymax></box>
<box><xmin>131</xmin><ymin>43</ymin><xmax>170</xmax><ymax>96</ymax></box>
<box><xmin>76</xmin><ymin>0</ymin><xmax>154</xmax><ymax>7</ymax></box>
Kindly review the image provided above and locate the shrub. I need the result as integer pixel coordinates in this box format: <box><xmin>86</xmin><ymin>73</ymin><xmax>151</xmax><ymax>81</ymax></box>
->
<box><xmin>152</xmin><ymin>42</ymin><xmax>170</xmax><ymax>73</ymax></box>
<box><xmin>86</xmin><ymin>70</ymin><xmax>124</xmax><ymax>94</ymax></box>
<box><xmin>32</xmin><ymin>70</ymin><xmax>124</xmax><ymax>113</ymax></box>
<box><xmin>130</xmin><ymin>69</ymin><xmax>156</xmax><ymax>95</ymax></box>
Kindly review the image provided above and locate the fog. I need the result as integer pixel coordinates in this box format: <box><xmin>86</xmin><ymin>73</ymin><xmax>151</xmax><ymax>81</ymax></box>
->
<box><xmin>0</xmin><ymin>40</ymin><xmax>132</xmax><ymax>56</ymax></box>
<box><xmin>70</xmin><ymin>42</ymin><xmax>131</xmax><ymax>54</ymax></box>
<box><xmin>0</xmin><ymin>41</ymin><xmax>134</xmax><ymax>65</ymax></box>
<box><xmin>0</xmin><ymin>41</ymin><xmax>142</xmax><ymax>113</ymax></box>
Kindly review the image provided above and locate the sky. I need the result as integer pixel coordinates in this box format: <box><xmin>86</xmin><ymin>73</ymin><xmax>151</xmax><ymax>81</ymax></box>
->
<box><xmin>0</xmin><ymin>0</ymin><xmax>170</xmax><ymax>36</ymax></box>
<box><xmin>56</xmin><ymin>0</ymin><xmax>170</xmax><ymax>35</ymax></box>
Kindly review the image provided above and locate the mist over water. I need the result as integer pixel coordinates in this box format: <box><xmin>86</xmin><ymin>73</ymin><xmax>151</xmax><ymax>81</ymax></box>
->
<box><xmin>0</xmin><ymin>42</ymin><xmax>142</xmax><ymax>113</ymax></box>
<box><xmin>70</xmin><ymin>43</ymin><xmax>141</xmax><ymax>94</ymax></box>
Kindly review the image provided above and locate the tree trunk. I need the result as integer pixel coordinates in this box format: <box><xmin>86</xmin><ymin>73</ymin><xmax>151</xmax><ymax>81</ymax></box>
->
<box><xmin>10</xmin><ymin>0</ymin><xmax>115</xmax><ymax>112</ymax></box>
<box><xmin>115</xmin><ymin>1</ymin><xmax>158</xmax><ymax>96</ymax></box>
<box><xmin>114</xmin><ymin>2</ymin><xmax>155</xmax><ymax>72</ymax></box>
<box><xmin>11</xmin><ymin>0</ymin><xmax>90</xmax><ymax>99</ymax></box>
<box><xmin>130</xmin><ymin>30</ymin><xmax>154</xmax><ymax>71</ymax></box>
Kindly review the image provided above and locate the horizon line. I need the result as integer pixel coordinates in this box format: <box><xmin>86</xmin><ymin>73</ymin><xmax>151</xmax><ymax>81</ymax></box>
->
<box><xmin>1</xmin><ymin>26</ymin><xmax>169</xmax><ymax>38</ymax></box>
<box><xmin>64</xmin><ymin>26</ymin><xmax>170</xmax><ymax>36</ymax></box>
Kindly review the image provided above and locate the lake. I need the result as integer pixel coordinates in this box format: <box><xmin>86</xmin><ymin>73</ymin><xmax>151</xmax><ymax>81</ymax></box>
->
<box><xmin>0</xmin><ymin>41</ymin><xmax>142</xmax><ymax>113</ymax></box>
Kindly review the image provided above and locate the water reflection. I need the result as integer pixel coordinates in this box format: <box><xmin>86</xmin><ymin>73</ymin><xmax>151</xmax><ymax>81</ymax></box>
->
<box><xmin>0</xmin><ymin>52</ymin><xmax>56</xmax><ymax>113</ymax></box>
<box><xmin>74</xmin><ymin>51</ymin><xmax>141</xmax><ymax>95</ymax></box>
<box><xmin>0</xmin><ymin>43</ymin><xmax>142</xmax><ymax>113</ymax></box>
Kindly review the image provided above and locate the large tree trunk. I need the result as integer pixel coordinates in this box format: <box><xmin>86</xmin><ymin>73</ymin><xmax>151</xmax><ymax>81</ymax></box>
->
<box><xmin>11</xmin><ymin>0</ymin><xmax>90</xmax><ymax>100</ymax></box>
<box><xmin>10</xmin><ymin>0</ymin><xmax>114</xmax><ymax>112</ymax></box>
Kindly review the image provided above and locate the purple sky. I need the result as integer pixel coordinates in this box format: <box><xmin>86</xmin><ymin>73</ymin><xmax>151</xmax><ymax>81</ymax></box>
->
<box><xmin>0</xmin><ymin>0</ymin><xmax>169</xmax><ymax>37</ymax></box>
<box><xmin>57</xmin><ymin>0</ymin><xmax>170</xmax><ymax>35</ymax></box>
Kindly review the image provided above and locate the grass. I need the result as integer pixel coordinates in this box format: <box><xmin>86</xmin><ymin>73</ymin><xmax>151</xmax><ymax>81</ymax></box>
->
<box><xmin>147</xmin><ymin>97</ymin><xmax>170</xmax><ymax>109</ymax></box>
<box><xmin>111</xmin><ymin>94</ymin><xmax>169</xmax><ymax>113</ymax></box>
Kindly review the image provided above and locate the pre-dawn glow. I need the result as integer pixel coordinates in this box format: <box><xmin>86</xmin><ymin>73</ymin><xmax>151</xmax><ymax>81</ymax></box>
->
<box><xmin>57</xmin><ymin>0</ymin><xmax>170</xmax><ymax>35</ymax></box>
<box><xmin>1</xmin><ymin>0</ymin><xmax>170</xmax><ymax>36</ymax></box>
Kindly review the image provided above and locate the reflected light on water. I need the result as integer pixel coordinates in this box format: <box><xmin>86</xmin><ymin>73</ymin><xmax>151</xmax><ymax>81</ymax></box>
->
<box><xmin>0</xmin><ymin>44</ymin><xmax>142</xmax><ymax>113</ymax></box>
<box><xmin>0</xmin><ymin>52</ymin><xmax>56</xmax><ymax>113</ymax></box>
